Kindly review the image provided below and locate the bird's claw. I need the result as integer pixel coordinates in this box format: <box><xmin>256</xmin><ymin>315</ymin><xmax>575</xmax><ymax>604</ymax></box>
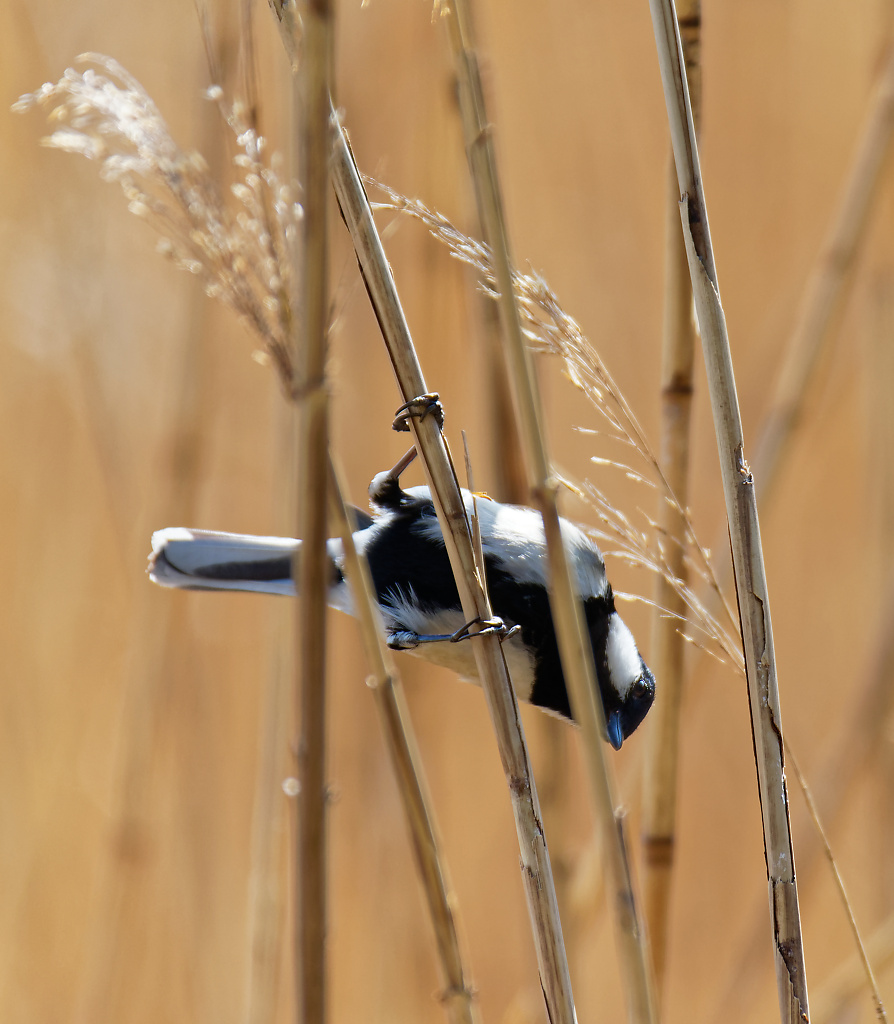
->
<box><xmin>391</xmin><ymin>393</ymin><xmax>444</xmax><ymax>433</ymax></box>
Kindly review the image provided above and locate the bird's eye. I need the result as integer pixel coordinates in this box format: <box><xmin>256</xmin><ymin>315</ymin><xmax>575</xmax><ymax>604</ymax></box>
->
<box><xmin>631</xmin><ymin>677</ymin><xmax>651</xmax><ymax>699</ymax></box>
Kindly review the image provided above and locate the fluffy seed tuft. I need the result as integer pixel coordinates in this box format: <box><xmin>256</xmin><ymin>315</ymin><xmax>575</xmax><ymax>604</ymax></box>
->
<box><xmin>14</xmin><ymin>54</ymin><xmax>301</xmax><ymax>391</ymax></box>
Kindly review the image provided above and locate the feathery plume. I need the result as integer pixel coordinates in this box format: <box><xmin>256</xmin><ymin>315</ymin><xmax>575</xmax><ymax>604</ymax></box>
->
<box><xmin>14</xmin><ymin>54</ymin><xmax>302</xmax><ymax>387</ymax></box>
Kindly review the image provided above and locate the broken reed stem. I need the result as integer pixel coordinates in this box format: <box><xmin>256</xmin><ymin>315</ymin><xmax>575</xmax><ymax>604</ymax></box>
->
<box><xmin>290</xmin><ymin>2</ymin><xmax>333</xmax><ymax>1022</ymax></box>
<box><xmin>752</xmin><ymin>41</ymin><xmax>894</xmax><ymax>506</ymax></box>
<box><xmin>641</xmin><ymin>0</ymin><xmax>700</xmax><ymax>1000</ymax></box>
<box><xmin>329</xmin><ymin>109</ymin><xmax>576</xmax><ymax>1024</ymax></box>
<box><xmin>646</xmin><ymin>2</ymin><xmax>810</xmax><ymax>1022</ymax></box>
<box><xmin>327</xmin><ymin>458</ymin><xmax>479</xmax><ymax>1024</ymax></box>
<box><xmin>441</xmin><ymin>3</ymin><xmax>658</xmax><ymax>1023</ymax></box>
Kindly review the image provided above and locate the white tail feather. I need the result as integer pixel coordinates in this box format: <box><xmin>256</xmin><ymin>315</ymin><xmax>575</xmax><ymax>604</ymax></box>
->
<box><xmin>149</xmin><ymin>527</ymin><xmax>299</xmax><ymax>596</ymax></box>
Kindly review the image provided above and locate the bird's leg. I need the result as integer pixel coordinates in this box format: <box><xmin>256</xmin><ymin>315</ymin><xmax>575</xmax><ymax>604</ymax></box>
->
<box><xmin>387</xmin><ymin>616</ymin><xmax>519</xmax><ymax>651</ymax></box>
<box><xmin>386</xmin><ymin>629</ymin><xmax>454</xmax><ymax>650</ymax></box>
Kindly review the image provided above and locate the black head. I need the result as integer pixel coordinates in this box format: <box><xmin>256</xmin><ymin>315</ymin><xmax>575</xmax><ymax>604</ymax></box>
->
<box><xmin>602</xmin><ymin>662</ymin><xmax>655</xmax><ymax>750</ymax></box>
<box><xmin>585</xmin><ymin>595</ymin><xmax>656</xmax><ymax>749</ymax></box>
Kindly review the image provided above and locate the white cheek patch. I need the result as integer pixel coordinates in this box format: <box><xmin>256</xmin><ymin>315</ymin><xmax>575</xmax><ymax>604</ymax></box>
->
<box><xmin>605</xmin><ymin>614</ymin><xmax>643</xmax><ymax>698</ymax></box>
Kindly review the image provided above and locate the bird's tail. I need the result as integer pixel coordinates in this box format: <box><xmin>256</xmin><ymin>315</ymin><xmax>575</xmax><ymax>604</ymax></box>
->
<box><xmin>149</xmin><ymin>528</ymin><xmax>302</xmax><ymax>596</ymax></box>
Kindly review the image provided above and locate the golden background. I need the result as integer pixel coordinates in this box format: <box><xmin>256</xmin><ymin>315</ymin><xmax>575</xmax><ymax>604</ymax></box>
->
<box><xmin>2</xmin><ymin>1</ymin><xmax>893</xmax><ymax>1022</ymax></box>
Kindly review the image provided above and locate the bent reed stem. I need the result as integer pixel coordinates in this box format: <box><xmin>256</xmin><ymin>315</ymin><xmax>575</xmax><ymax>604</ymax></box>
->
<box><xmin>441</xmin><ymin>2</ymin><xmax>658</xmax><ymax>1022</ymax></box>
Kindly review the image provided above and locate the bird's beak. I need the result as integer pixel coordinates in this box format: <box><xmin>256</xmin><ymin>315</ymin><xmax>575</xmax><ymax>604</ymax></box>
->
<box><xmin>606</xmin><ymin>711</ymin><xmax>624</xmax><ymax>750</ymax></box>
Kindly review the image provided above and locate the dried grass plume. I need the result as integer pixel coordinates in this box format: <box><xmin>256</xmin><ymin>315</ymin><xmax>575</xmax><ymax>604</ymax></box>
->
<box><xmin>14</xmin><ymin>53</ymin><xmax>302</xmax><ymax>387</ymax></box>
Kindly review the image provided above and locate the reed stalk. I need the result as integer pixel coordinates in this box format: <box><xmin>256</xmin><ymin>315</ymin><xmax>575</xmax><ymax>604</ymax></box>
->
<box><xmin>646</xmin><ymin>2</ymin><xmax>810</xmax><ymax>1021</ymax></box>
<box><xmin>276</xmin><ymin>1</ymin><xmax>335</xmax><ymax>1020</ymax></box>
<box><xmin>327</xmin><ymin>458</ymin><xmax>479</xmax><ymax>1024</ymax></box>
<box><xmin>641</xmin><ymin>0</ymin><xmax>700</xmax><ymax>998</ymax></box>
<box><xmin>245</xmin><ymin>406</ymin><xmax>294</xmax><ymax>1024</ymax></box>
<box><xmin>329</xmin><ymin>110</ymin><xmax>576</xmax><ymax>1024</ymax></box>
<box><xmin>752</xmin><ymin>42</ymin><xmax>894</xmax><ymax>506</ymax></box>
<box><xmin>441</xmin><ymin>3</ymin><xmax>658</xmax><ymax>1022</ymax></box>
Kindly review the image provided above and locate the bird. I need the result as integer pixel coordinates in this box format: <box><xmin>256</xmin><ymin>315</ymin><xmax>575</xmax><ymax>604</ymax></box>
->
<box><xmin>148</xmin><ymin>460</ymin><xmax>655</xmax><ymax>748</ymax></box>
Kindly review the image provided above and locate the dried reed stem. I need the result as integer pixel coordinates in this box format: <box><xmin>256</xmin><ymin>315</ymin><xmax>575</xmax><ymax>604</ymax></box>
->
<box><xmin>329</xmin><ymin>110</ymin><xmax>576</xmax><ymax>1024</ymax></box>
<box><xmin>641</xmin><ymin>0</ymin><xmax>700</xmax><ymax>998</ymax></box>
<box><xmin>327</xmin><ymin>458</ymin><xmax>479</xmax><ymax>1024</ymax></box>
<box><xmin>753</xmin><ymin>42</ymin><xmax>894</xmax><ymax>505</ymax></box>
<box><xmin>646</xmin><ymin>3</ymin><xmax>810</xmax><ymax>1021</ymax></box>
<box><xmin>441</xmin><ymin>3</ymin><xmax>657</xmax><ymax>1022</ymax></box>
<box><xmin>284</xmin><ymin>2</ymin><xmax>334</xmax><ymax>1021</ymax></box>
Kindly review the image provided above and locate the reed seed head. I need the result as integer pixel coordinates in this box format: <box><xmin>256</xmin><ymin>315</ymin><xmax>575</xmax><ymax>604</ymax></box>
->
<box><xmin>14</xmin><ymin>54</ymin><xmax>302</xmax><ymax>389</ymax></box>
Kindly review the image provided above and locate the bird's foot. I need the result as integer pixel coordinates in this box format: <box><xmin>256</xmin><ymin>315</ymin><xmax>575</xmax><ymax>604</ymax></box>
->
<box><xmin>387</xmin><ymin>616</ymin><xmax>519</xmax><ymax>651</ymax></box>
<box><xmin>391</xmin><ymin>393</ymin><xmax>444</xmax><ymax>433</ymax></box>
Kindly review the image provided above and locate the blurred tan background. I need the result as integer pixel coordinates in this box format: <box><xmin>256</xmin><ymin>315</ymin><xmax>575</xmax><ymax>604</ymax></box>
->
<box><xmin>2</xmin><ymin>1</ymin><xmax>894</xmax><ymax>1022</ymax></box>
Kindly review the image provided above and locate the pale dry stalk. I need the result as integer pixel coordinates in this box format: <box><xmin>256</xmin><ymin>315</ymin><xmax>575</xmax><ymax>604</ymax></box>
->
<box><xmin>641</xmin><ymin>0</ymin><xmax>700</xmax><ymax>998</ymax></box>
<box><xmin>290</xmin><ymin>3</ymin><xmax>333</xmax><ymax>1022</ymax></box>
<box><xmin>646</xmin><ymin>2</ymin><xmax>810</xmax><ymax>1021</ymax></box>
<box><xmin>329</xmin><ymin>111</ymin><xmax>576</xmax><ymax>1024</ymax></box>
<box><xmin>441</xmin><ymin>2</ymin><xmax>658</xmax><ymax>1022</ymax></box>
<box><xmin>327</xmin><ymin>458</ymin><xmax>479</xmax><ymax>1024</ymax></box>
<box><xmin>753</xmin><ymin>42</ymin><xmax>894</xmax><ymax>505</ymax></box>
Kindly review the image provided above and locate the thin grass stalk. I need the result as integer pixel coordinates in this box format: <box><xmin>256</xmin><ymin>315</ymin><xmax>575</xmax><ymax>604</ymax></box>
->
<box><xmin>641</xmin><ymin>1</ymin><xmax>700</xmax><ymax>998</ymax></box>
<box><xmin>292</xmin><ymin>3</ymin><xmax>333</xmax><ymax>1022</ymax></box>
<box><xmin>219</xmin><ymin>19</ymin><xmax>293</xmax><ymax>1023</ymax></box>
<box><xmin>698</xmin><ymin>43</ymin><xmax>894</xmax><ymax>631</ymax></box>
<box><xmin>646</xmin><ymin>3</ymin><xmax>809</xmax><ymax>1021</ymax></box>
<box><xmin>329</xmin><ymin>110</ymin><xmax>576</xmax><ymax>1024</ymax></box>
<box><xmin>812</xmin><ymin>912</ymin><xmax>894</xmax><ymax>1024</ymax></box>
<box><xmin>752</xmin><ymin>42</ymin><xmax>894</xmax><ymax>505</ymax></box>
<box><xmin>869</xmin><ymin>276</ymin><xmax>894</xmax><ymax>909</ymax></box>
<box><xmin>441</xmin><ymin>4</ymin><xmax>657</xmax><ymax>1022</ymax></box>
<box><xmin>245</xmin><ymin>406</ymin><xmax>294</xmax><ymax>1024</ymax></box>
<box><xmin>245</xmin><ymin>636</ymin><xmax>291</xmax><ymax>1024</ymax></box>
<box><xmin>74</xmin><ymin>446</ymin><xmax>202</xmax><ymax>1023</ymax></box>
<box><xmin>785</xmin><ymin>746</ymin><xmax>888</xmax><ymax>1023</ymax></box>
<box><xmin>327</xmin><ymin>458</ymin><xmax>479</xmax><ymax>1024</ymax></box>
<box><xmin>709</xmin><ymin>568</ymin><xmax>894</xmax><ymax>1024</ymax></box>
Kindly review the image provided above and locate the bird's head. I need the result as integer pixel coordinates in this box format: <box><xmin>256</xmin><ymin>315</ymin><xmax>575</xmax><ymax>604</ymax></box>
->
<box><xmin>592</xmin><ymin>604</ymin><xmax>656</xmax><ymax>749</ymax></box>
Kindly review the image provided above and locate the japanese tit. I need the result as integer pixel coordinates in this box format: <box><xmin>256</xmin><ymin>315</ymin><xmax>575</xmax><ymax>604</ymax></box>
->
<box><xmin>149</xmin><ymin>468</ymin><xmax>655</xmax><ymax>748</ymax></box>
